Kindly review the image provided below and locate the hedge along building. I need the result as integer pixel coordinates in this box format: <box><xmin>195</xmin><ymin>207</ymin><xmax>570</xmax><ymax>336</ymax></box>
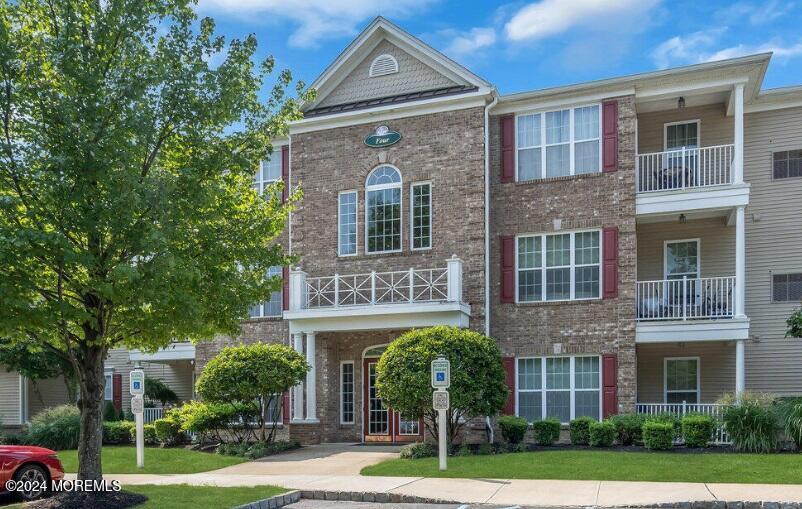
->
<box><xmin>6</xmin><ymin>17</ymin><xmax>802</xmax><ymax>443</ymax></box>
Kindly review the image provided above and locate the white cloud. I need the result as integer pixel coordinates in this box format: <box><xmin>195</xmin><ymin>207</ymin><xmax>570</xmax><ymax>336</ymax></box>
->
<box><xmin>504</xmin><ymin>0</ymin><xmax>660</xmax><ymax>42</ymax></box>
<box><xmin>704</xmin><ymin>41</ymin><xmax>802</xmax><ymax>62</ymax></box>
<box><xmin>197</xmin><ymin>0</ymin><xmax>434</xmax><ymax>47</ymax></box>
<box><xmin>717</xmin><ymin>0</ymin><xmax>796</xmax><ymax>26</ymax></box>
<box><xmin>442</xmin><ymin>27</ymin><xmax>496</xmax><ymax>58</ymax></box>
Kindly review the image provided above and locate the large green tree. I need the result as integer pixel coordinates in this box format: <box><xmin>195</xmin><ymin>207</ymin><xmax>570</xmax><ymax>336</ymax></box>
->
<box><xmin>375</xmin><ymin>326</ymin><xmax>508</xmax><ymax>443</ymax></box>
<box><xmin>0</xmin><ymin>0</ymin><xmax>310</xmax><ymax>479</ymax></box>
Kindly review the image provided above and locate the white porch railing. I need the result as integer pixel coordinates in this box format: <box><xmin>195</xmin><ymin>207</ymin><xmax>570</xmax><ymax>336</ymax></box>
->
<box><xmin>291</xmin><ymin>256</ymin><xmax>464</xmax><ymax>310</ymax></box>
<box><xmin>637</xmin><ymin>144</ymin><xmax>734</xmax><ymax>193</ymax></box>
<box><xmin>636</xmin><ymin>276</ymin><xmax>735</xmax><ymax>321</ymax></box>
<box><xmin>636</xmin><ymin>402</ymin><xmax>730</xmax><ymax>444</ymax></box>
<box><xmin>143</xmin><ymin>407</ymin><xmax>164</xmax><ymax>423</ymax></box>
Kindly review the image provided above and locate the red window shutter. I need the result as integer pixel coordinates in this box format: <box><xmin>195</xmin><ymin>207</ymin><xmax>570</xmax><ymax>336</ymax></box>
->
<box><xmin>281</xmin><ymin>144</ymin><xmax>289</xmax><ymax>203</ymax></box>
<box><xmin>112</xmin><ymin>374</ymin><xmax>122</xmax><ymax>412</ymax></box>
<box><xmin>500</xmin><ymin>235</ymin><xmax>515</xmax><ymax>303</ymax></box>
<box><xmin>602</xmin><ymin>100</ymin><xmax>618</xmax><ymax>172</ymax></box>
<box><xmin>502</xmin><ymin>357</ymin><xmax>516</xmax><ymax>415</ymax></box>
<box><xmin>500</xmin><ymin>114</ymin><xmax>515</xmax><ymax>183</ymax></box>
<box><xmin>282</xmin><ymin>266</ymin><xmax>289</xmax><ymax>311</ymax></box>
<box><xmin>282</xmin><ymin>391</ymin><xmax>290</xmax><ymax>424</ymax></box>
<box><xmin>602</xmin><ymin>227</ymin><xmax>619</xmax><ymax>299</ymax></box>
<box><xmin>602</xmin><ymin>353</ymin><xmax>618</xmax><ymax>418</ymax></box>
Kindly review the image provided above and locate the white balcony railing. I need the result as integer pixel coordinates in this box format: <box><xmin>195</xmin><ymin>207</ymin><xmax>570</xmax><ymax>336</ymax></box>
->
<box><xmin>637</xmin><ymin>144</ymin><xmax>734</xmax><ymax>193</ymax></box>
<box><xmin>636</xmin><ymin>402</ymin><xmax>730</xmax><ymax>444</ymax></box>
<box><xmin>636</xmin><ymin>276</ymin><xmax>735</xmax><ymax>321</ymax></box>
<box><xmin>291</xmin><ymin>256</ymin><xmax>464</xmax><ymax>310</ymax></box>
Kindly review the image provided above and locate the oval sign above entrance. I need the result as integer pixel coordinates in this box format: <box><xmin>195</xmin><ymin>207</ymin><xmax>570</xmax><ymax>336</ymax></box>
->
<box><xmin>364</xmin><ymin>125</ymin><xmax>401</xmax><ymax>148</ymax></box>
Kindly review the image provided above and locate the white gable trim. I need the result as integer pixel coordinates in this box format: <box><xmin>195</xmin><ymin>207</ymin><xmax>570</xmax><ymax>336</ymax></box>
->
<box><xmin>306</xmin><ymin>17</ymin><xmax>490</xmax><ymax>111</ymax></box>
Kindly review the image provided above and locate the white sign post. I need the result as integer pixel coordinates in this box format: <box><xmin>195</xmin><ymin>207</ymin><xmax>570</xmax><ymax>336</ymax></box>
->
<box><xmin>129</xmin><ymin>370</ymin><xmax>145</xmax><ymax>469</ymax></box>
<box><xmin>431</xmin><ymin>357</ymin><xmax>451</xmax><ymax>471</ymax></box>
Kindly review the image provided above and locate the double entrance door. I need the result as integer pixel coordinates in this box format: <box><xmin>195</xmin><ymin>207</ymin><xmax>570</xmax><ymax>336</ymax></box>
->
<box><xmin>362</xmin><ymin>358</ymin><xmax>423</xmax><ymax>443</ymax></box>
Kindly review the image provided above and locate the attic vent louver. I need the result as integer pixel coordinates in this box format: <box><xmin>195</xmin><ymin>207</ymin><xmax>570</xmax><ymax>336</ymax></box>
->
<box><xmin>369</xmin><ymin>54</ymin><xmax>398</xmax><ymax>77</ymax></box>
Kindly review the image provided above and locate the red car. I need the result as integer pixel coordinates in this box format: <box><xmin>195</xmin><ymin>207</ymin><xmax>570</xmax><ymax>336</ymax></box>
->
<box><xmin>0</xmin><ymin>445</ymin><xmax>64</xmax><ymax>501</ymax></box>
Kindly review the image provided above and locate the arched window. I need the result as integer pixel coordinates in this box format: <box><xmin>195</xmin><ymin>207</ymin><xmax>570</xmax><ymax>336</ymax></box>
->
<box><xmin>369</xmin><ymin>54</ymin><xmax>398</xmax><ymax>77</ymax></box>
<box><xmin>365</xmin><ymin>165</ymin><xmax>402</xmax><ymax>253</ymax></box>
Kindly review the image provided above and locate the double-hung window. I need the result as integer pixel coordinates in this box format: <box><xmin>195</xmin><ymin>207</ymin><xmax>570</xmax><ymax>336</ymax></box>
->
<box><xmin>249</xmin><ymin>265</ymin><xmax>283</xmax><ymax>318</ymax></box>
<box><xmin>365</xmin><ymin>166</ymin><xmax>402</xmax><ymax>253</ymax></box>
<box><xmin>517</xmin><ymin>356</ymin><xmax>600</xmax><ymax>423</ymax></box>
<box><xmin>338</xmin><ymin>191</ymin><xmax>358</xmax><ymax>256</ymax></box>
<box><xmin>253</xmin><ymin>154</ymin><xmax>282</xmax><ymax>194</ymax></box>
<box><xmin>517</xmin><ymin>104</ymin><xmax>600</xmax><ymax>180</ymax></box>
<box><xmin>664</xmin><ymin>357</ymin><xmax>699</xmax><ymax>404</ymax></box>
<box><xmin>773</xmin><ymin>149</ymin><xmax>802</xmax><ymax>179</ymax></box>
<box><xmin>104</xmin><ymin>373</ymin><xmax>113</xmax><ymax>401</ymax></box>
<box><xmin>411</xmin><ymin>182</ymin><xmax>431</xmax><ymax>250</ymax></box>
<box><xmin>517</xmin><ymin>231</ymin><xmax>601</xmax><ymax>302</ymax></box>
<box><xmin>340</xmin><ymin>361</ymin><xmax>355</xmax><ymax>424</ymax></box>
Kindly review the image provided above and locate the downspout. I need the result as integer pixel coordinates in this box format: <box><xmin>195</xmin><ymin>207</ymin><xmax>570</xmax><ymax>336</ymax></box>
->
<box><xmin>484</xmin><ymin>91</ymin><xmax>498</xmax><ymax>338</ymax></box>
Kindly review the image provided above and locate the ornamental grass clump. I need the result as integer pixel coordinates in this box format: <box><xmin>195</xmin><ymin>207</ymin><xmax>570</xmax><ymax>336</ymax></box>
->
<box><xmin>25</xmin><ymin>405</ymin><xmax>80</xmax><ymax>450</ymax></box>
<box><xmin>778</xmin><ymin>397</ymin><xmax>802</xmax><ymax>450</ymax></box>
<box><xmin>720</xmin><ymin>392</ymin><xmax>780</xmax><ymax>453</ymax></box>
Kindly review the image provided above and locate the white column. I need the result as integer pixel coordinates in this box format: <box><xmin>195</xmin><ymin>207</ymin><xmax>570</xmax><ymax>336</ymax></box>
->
<box><xmin>733</xmin><ymin>83</ymin><xmax>744</xmax><ymax>184</ymax></box>
<box><xmin>305</xmin><ymin>332</ymin><xmax>317</xmax><ymax>421</ymax></box>
<box><xmin>292</xmin><ymin>332</ymin><xmax>304</xmax><ymax>421</ymax></box>
<box><xmin>735</xmin><ymin>205</ymin><xmax>746</xmax><ymax>318</ymax></box>
<box><xmin>735</xmin><ymin>339</ymin><xmax>745</xmax><ymax>394</ymax></box>
<box><xmin>446</xmin><ymin>255</ymin><xmax>464</xmax><ymax>302</ymax></box>
<box><xmin>289</xmin><ymin>267</ymin><xmax>308</xmax><ymax>311</ymax></box>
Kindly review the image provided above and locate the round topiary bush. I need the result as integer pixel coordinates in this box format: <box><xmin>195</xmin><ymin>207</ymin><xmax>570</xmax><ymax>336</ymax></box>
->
<box><xmin>589</xmin><ymin>420</ymin><xmax>616</xmax><ymax>447</ymax></box>
<box><xmin>642</xmin><ymin>421</ymin><xmax>674</xmax><ymax>450</ymax></box>
<box><xmin>498</xmin><ymin>415</ymin><xmax>529</xmax><ymax>444</ymax></box>
<box><xmin>532</xmin><ymin>419</ymin><xmax>561</xmax><ymax>446</ymax></box>
<box><xmin>569</xmin><ymin>416</ymin><xmax>595</xmax><ymax>445</ymax></box>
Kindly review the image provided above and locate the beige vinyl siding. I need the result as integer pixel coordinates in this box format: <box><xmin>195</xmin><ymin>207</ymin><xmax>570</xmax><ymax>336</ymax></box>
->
<box><xmin>636</xmin><ymin>218</ymin><xmax>735</xmax><ymax>280</ymax></box>
<box><xmin>637</xmin><ymin>103</ymin><xmax>733</xmax><ymax>154</ymax></box>
<box><xmin>26</xmin><ymin>376</ymin><xmax>72</xmax><ymax>418</ymax></box>
<box><xmin>743</xmin><ymin>106</ymin><xmax>802</xmax><ymax>395</ymax></box>
<box><xmin>106</xmin><ymin>348</ymin><xmax>194</xmax><ymax>410</ymax></box>
<box><xmin>317</xmin><ymin>40</ymin><xmax>457</xmax><ymax>108</ymax></box>
<box><xmin>637</xmin><ymin>342</ymin><xmax>735</xmax><ymax>403</ymax></box>
<box><xmin>0</xmin><ymin>369</ymin><xmax>21</xmax><ymax>425</ymax></box>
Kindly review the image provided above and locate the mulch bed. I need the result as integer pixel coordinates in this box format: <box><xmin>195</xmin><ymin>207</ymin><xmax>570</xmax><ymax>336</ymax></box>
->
<box><xmin>26</xmin><ymin>490</ymin><xmax>147</xmax><ymax>509</ymax></box>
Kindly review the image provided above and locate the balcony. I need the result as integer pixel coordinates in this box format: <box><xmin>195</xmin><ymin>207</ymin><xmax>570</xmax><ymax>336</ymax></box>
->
<box><xmin>283</xmin><ymin>256</ymin><xmax>470</xmax><ymax>333</ymax></box>
<box><xmin>636</xmin><ymin>276</ymin><xmax>735</xmax><ymax>321</ymax></box>
<box><xmin>637</xmin><ymin>144</ymin><xmax>734</xmax><ymax>193</ymax></box>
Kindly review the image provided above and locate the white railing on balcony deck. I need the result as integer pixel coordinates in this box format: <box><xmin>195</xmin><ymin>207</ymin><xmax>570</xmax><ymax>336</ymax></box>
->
<box><xmin>143</xmin><ymin>407</ymin><xmax>164</xmax><ymax>423</ymax></box>
<box><xmin>636</xmin><ymin>276</ymin><xmax>735</xmax><ymax>321</ymax></box>
<box><xmin>636</xmin><ymin>402</ymin><xmax>730</xmax><ymax>444</ymax></box>
<box><xmin>293</xmin><ymin>256</ymin><xmax>464</xmax><ymax>310</ymax></box>
<box><xmin>637</xmin><ymin>144</ymin><xmax>734</xmax><ymax>193</ymax></box>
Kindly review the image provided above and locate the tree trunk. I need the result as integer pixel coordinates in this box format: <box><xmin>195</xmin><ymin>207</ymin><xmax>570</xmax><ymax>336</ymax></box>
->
<box><xmin>76</xmin><ymin>345</ymin><xmax>106</xmax><ymax>481</ymax></box>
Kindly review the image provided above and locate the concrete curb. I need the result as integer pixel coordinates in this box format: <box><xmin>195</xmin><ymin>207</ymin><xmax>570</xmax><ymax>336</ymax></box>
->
<box><xmin>623</xmin><ymin>502</ymin><xmax>800</xmax><ymax>509</ymax></box>
<box><xmin>299</xmin><ymin>489</ymin><xmax>460</xmax><ymax>505</ymax></box>
<box><xmin>233</xmin><ymin>489</ymin><xmax>301</xmax><ymax>509</ymax></box>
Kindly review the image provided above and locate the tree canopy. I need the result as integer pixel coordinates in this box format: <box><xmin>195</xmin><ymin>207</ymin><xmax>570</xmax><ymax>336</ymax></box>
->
<box><xmin>375</xmin><ymin>326</ymin><xmax>508</xmax><ymax>443</ymax></box>
<box><xmin>0</xmin><ymin>0</ymin><xmax>310</xmax><ymax>479</ymax></box>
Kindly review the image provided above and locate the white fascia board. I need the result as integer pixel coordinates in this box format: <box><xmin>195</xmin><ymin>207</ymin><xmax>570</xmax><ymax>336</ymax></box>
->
<box><xmin>745</xmin><ymin>87</ymin><xmax>802</xmax><ymax>113</ymax></box>
<box><xmin>636</xmin><ymin>77</ymin><xmax>748</xmax><ymax>102</ymax></box>
<box><xmin>636</xmin><ymin>184</ymin><xmax>750</xmax><ymax>217</ymax></box>
<box><xmin>284</xmin><ymin>302</ymin><xmax>471</xmax><ymax>333</ymax></box>
<box><xmin>290</xmin><ymin>91</ymin><xmax>490</xmax><ymax>135</ymax></box>
<box><xmin>636</xmin><ymin>318</ymin><xmax>750</xmax><ymax>343</ymax></box>
<box><xmin>129</xmin><ymin>342</ymin><xmax>196</xmax><ymax>362</ymax></box>
<box><xmin>492</xmin><ymin>88</ymin><xmax>635</xmax><ymax>115</ymax></box>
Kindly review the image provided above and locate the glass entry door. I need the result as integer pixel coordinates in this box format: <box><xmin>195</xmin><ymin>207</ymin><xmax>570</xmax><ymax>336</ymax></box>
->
<box><xmin>362</xmin><ymin>358</ymin><xmax>423</xmax><ymax>443</ymax></box>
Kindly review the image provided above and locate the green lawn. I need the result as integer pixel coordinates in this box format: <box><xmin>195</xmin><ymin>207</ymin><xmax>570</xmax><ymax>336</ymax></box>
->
<box><xmin>58</xmin><ymin>446</ymin><xmax>248</xmax><ymax>474</ymax></box>
<box><xmin>126</xmin><ymin>484</ymin><xmax>287</xmax><ymax>509</ymax></box>
<box><xmin>362</xmin><ymin>449</ymin><xmax>802</xmax><ymax>484</ymax></box>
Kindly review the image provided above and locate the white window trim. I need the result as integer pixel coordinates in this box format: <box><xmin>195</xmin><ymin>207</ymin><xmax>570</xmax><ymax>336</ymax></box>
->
<box><xmin>410</xmin><ymin>181</ymin><xmax>432</xmax><ymax>251</ymax></box>
<box><xmin>663</xmin><ymin>119</ymin><xmax>701</xmax><ymax>151</ymax></box>
<box><xmin>663</xmin><ymin>238</ymin><xmax>701</xmax><ymax>280</ymax></box>
<box><xmin>514</xmin><ymin>103</ymin><xmax>602</xmax><ymax>181</ymax></box>
<box><xmin>663</xmin><ymin>356</ymin><xmax>701</xmax><ymax>404</ymax></box>
<box><xmin>338</xmin><ymin>190</ymin><xmax>358</xmax><ymax>257</ymax></box>
<box><xmin>254</xmin><ymin>155</ymin><xmax>282</xmax><ymax>195</ymax></box>
<box><xmin>365</xmin><ymin>165</ymin><xmax>403</xmax><ymax>255</ymax></box>
<box><xmin>515</xmin><ymin>229</ymin><xmax>603</xmax><ymax>303</ymax></box>
<box><xmin>104</xmin><ymin>372</ymin><xmax>113</xmax><ymax>401</ymax></box>
<box><xmin>770</xmin><ymin>271</ymin><xmax>802</xmax><ymax>303</ymax></box>
<box><xmin>340</xmin><ymin>360</ymin><xmax>355</xmax><ymax>425</ymax></box>
<box><xmin>514</xmin><ymin>355</ymin><xmax>602</xmax><ymax>424</ymax></box>
<box><xmin>249</xmin><ymin>266</ymin><xmax>283</xmax><ymax>318</ymax></box>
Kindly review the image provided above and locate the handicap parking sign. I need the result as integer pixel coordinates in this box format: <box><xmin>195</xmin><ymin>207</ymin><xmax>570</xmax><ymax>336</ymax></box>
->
<box><xmin>431</xmin><ymin>358</ymin><xmax>450</xmax><ymax>389</ymax></box>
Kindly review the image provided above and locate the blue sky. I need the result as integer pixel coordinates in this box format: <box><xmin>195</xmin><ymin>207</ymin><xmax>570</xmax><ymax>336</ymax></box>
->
<box><xmin>197</xmin><ymin>0</ymin><xmax>802</xmax><ymax>95</ymax></box>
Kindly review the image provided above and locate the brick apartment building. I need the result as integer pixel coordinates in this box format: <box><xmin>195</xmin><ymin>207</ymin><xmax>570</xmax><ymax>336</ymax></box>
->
<box><xmin>3</xmin><ymin>17</ymin><xmax>802</xmax><ymax>444</ymax></box>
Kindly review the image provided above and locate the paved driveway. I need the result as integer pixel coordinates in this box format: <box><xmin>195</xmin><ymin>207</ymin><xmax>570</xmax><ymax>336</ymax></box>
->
<box><xmin>211</xmin><ymin>443</ymin><xmax>401</xmax><ymax>476</ymax></box>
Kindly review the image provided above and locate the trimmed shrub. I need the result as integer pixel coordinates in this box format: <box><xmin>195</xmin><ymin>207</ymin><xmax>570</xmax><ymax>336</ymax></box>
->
<box><xmin>153</xmin><ymin>416</ymin><xmax>184</xmax><ymax>446</ymax></box>
<box><xmin>609</xmin><ymin>413</ymin><xmax>645</xmax><ymax>445</ymax></box>
<box><xmin>778</xmin><ymin>397</ymin><xmax>802</xmax><ymax>450</ymax></box>
<box><xmin>569</xmin><ymin>416</ymin><xmax>595</xmax><ymax>445</ymax></box>
<box><xmin>645</xmin><ymin>413</ymin><xmax>681</xmax><ymax>439</ymax></box>
<box><xmin>103</xmin><ymin>401</ymin><xmax>119</xmax><ymax>422</ymax></box>
<box><xmin>130</xmin><ymin>423</ymin><xmax>158</xmax><ymax>446</ymax></box>
<box><xmin>498</xmin><ymin>415</ymin><xmax>529</xmax><ymax>444</ymax></box>
<box><xmin>477</xmin><ymin>443</ymin><xmax>493</xmax><ymax>455</ymax></box>
<box><xmin>642</xmin><ymin>421</ymin><xmax>674</xmax><ymax>450</ymax></box>
<box><xmin>589</xmin><ymin>420</ymin><xmax>616</xmax><ymax>447</ymax></box>
<box><xmin>720</xmin><ymin>393</ymin><xmax>780</xmax><ymax>453</ymax></box>
<box><xmin>532</xmin><ymin>419</ymin><xmax>561</xmax><ymax>446</ymax></box>
<box><xmin>216</xmin><ymin>440</ymin><xmax>300</xmax><ymax>460</ymax></box>
<box><xmin>103</xmin><ymin>421</ymin><xmax>134</xmax><ymax>445</ymax></box>
<box><xmin>455</xmin><ymin>444</ymin><xmax>472</xmax><ymax>457</ymax></box>
<box><xmin>25</xmin><ymin>405</ymin><xmax>80</xmax><ymax>450</ymax></box>
<box><xmin>682</xmin><ymin>414</ymin><xmax>714</xmax><ymax>448</ymax></box>
<box><xmin>399</xmin><ymin>442</ymin><xmax>436</xmax><ymax>459</ymax></box>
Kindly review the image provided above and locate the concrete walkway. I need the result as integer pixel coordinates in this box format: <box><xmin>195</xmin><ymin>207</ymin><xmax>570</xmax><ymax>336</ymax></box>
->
<box><xmin>76</xmin><ymin>444</ymin><xmax>802</xmax><ymax>506</ymax></box>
